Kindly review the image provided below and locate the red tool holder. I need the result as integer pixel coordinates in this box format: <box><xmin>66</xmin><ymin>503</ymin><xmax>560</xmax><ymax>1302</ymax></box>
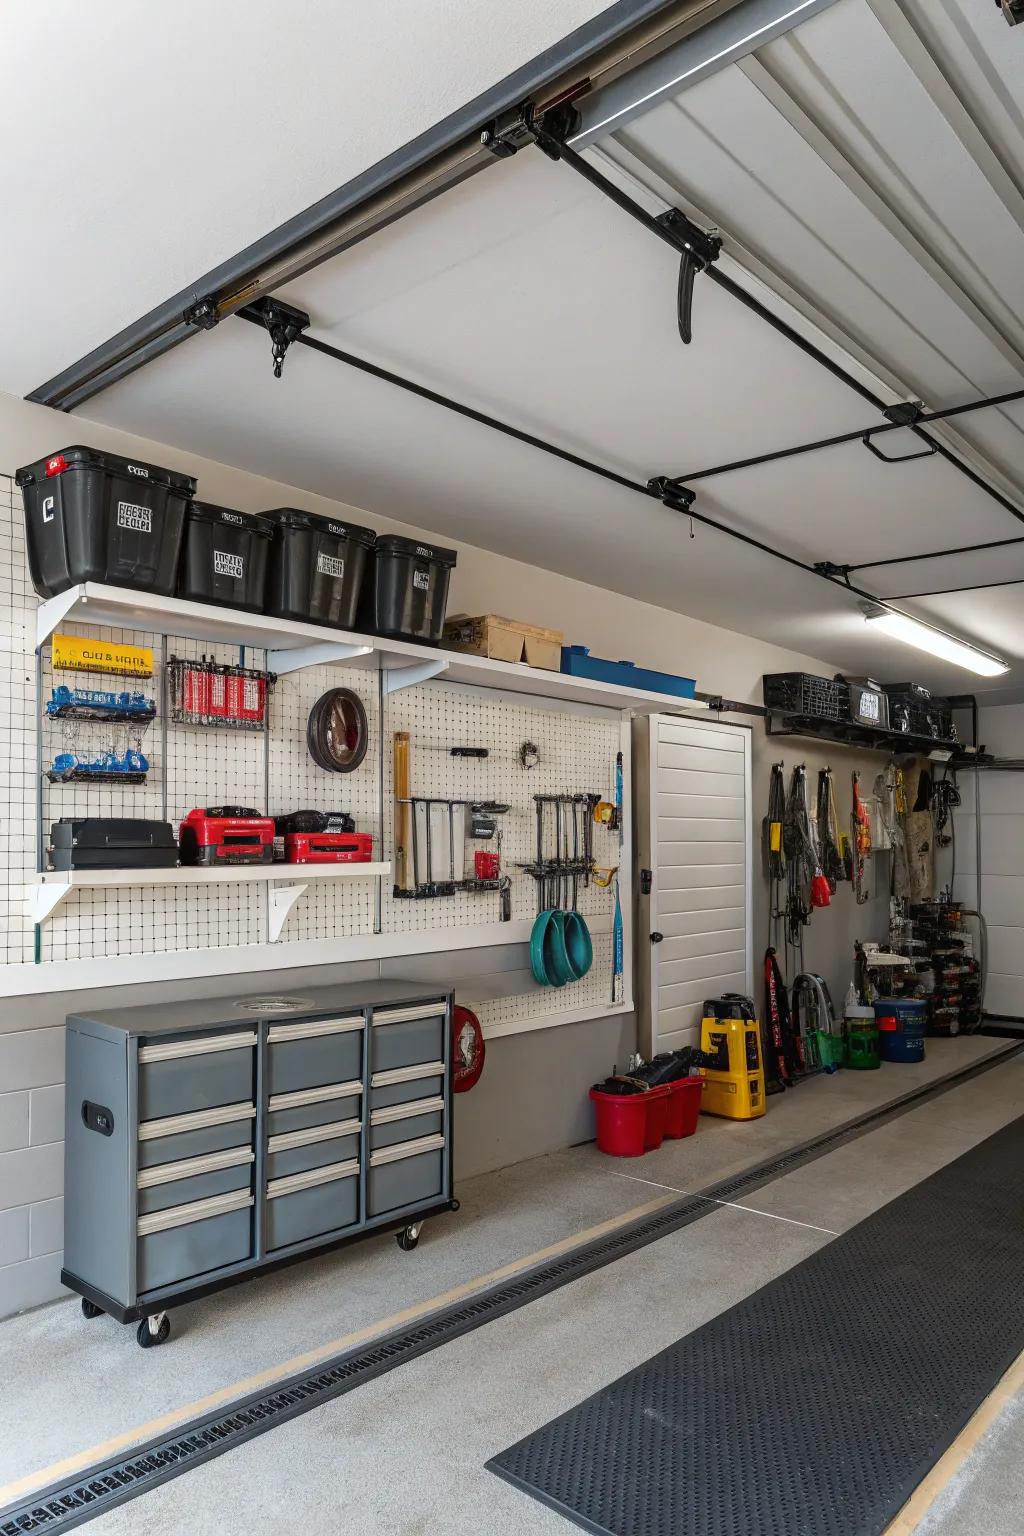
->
<box><xmin>167</xmin><ymin>657</ymin><xmax>274</xmax><ymax>730</ymax></box>
<box><xmin>283</xmin><ymin>831</ymin><xmax>374</xmax><ymax>864</ymax></box>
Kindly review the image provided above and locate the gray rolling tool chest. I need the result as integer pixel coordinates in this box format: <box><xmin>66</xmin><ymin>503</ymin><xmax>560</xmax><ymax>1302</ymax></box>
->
<box><xmin>62</xmin><ymin>981</ymin><xmax>455</xmax><ymax>1348</ymax></box>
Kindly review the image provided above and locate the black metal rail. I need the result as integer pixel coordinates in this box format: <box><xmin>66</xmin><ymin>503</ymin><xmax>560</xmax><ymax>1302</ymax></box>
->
<box><xmin>1</xmin><ymin>1042</ymin><xmax>1018</xmax><ymax>1536</ymax></box>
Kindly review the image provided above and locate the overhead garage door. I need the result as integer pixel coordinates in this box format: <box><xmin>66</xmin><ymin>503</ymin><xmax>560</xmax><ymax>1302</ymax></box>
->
<box><xmin>639</xmin><ymin>716</ymin><xmax>753</xmax><ymax>1055</ymax></box>
<box><xmin>954</xmin><ymin>768</ymin><xmax>1024</xmax><ymax>1020</ymax></box>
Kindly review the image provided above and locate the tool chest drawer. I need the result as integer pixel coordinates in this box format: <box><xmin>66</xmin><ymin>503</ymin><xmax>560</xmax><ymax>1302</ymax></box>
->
<box><xmin>137</xmin><ymin>1031</ymin><xmax>256</xmax><ymax>1119</ymax></box>
<box><xmin>368</xmin><ymin>1134</ymin><xmax>446</xmax><ymax>1216</ymax></box>
<box><xmin>137</xmin><ymin>1148</ymin><xmax>254</xmax><ymax>1215</ymax></box>
<box><xmin>136</xmin><ymin>1191</ymin><xmax>254</xmax><ymax>1294</ymax></box>
<box><xmin>370</xmin><ymin>1061</ymin><xmax>445</xmax><ymax>1109</ymax></box>
<box><xmin>370</xmin><ymin>1097</ymin><xmax>444</xmax><ymax>1150</ymax></box>
<box><xmin>137</xmin><ymin>1103</ymin><xmax>256</xmax><ymax>1168</ymax></box>
<box><xmin>267</xmin><ymin>1080</ymin><xmax>363</xmax><ymax>1137</ymax></box>
<box><xmin>266</xmin><ymin>1118</ymin><xmax>361</xmax><ymax>1181</ymax></box>
<box><xmin>369</xmin><ymin>1003</ymin><xmax>446</xmax><ymax>1074</ymax></box>
<box><xmin>266</xmin><ymin>1015</ymin><xmax>364</xmax><ymax>1096</ymax></box>
<box><xmin>265</xmin><ymin>1160</ymin><xmax>359</xmax><ymax>1251</ymax></box>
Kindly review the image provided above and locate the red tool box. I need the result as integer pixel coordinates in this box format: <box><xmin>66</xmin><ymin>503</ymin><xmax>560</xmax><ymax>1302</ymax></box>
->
<box><xmin>179</xmin><ymin>806</ymin><xmax>275</xmax><ymax>866</ymax></box>
<box><xmin>283</xmin><ymin>831</ymin><xmax>373</xmax><ymax>864</ymax></box>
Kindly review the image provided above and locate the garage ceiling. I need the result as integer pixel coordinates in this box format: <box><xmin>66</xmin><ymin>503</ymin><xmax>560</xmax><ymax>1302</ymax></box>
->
<box><xmin>19</xmin><ymin>0</ymin><xmax>1024</xmax><ymax>695</ymax></box>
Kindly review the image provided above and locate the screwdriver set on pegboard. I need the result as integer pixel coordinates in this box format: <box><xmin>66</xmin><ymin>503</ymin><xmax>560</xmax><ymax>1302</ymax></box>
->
<box><xmin>167</xmin><ymin>655</ymin><xmax>276</xmax><ymax>730</ymax></box>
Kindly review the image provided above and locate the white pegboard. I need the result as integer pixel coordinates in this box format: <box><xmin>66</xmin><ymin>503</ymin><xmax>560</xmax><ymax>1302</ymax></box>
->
<box><xmin>0</xmin><ymin>471</ymin><xmax>631</xmax><ymax>1028</ymax></box>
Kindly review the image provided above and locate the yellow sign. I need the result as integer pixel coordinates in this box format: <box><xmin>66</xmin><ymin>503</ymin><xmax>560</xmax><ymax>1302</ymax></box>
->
<box><xmin>52</xmin><ymin>633</ymin><xmax>153</xmax><ymax>678</ymax></box>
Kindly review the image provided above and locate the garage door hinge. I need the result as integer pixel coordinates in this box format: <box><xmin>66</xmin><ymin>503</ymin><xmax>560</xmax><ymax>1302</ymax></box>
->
<box><xmin>481</xmin><ymin>100</ymin><xmax>580</xmax><ymax>161</ymax></box>
<box><xmin>813</xmin><ymin>560</ymin><xmax>851</xmax><ymax>580</ymax></box>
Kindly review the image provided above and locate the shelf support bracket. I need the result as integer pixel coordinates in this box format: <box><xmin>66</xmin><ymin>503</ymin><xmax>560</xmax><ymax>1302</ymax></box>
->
<box><xmin>267</xmin><ymin>641</ymin><xmax>374</xmax><ymax>676</ymax></box>
<box><xmin>36</xmin><ymin>587</ymin><xmax>84</xmax><ymax>650</ymax></box>
<box><xmin>28</xmin><ymin>881</ymin><xmax>72</xmax><ymax>924</ymax></box>
<box><xmin>383</xmin><ymin>658</ymin><xmax>449</xmax><ymax>695</ymax></box>
<box><xmin>267</xmin><ymin>880</ymin><xmax>310</xmax><ymax>942</ymax></box>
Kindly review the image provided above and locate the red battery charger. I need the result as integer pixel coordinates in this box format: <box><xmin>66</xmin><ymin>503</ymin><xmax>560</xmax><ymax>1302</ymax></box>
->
<box><xmin>179</xmin><ymin>806</ymin><xmax>275</xmax><ymax>866</ymax></box>
<box><xmin>283</xmin><ymin>831</ymin><xmax>373</xmax><ymax>864</ymax></box>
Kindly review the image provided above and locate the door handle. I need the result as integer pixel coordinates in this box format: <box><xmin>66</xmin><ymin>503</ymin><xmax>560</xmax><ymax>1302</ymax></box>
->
<box><xmin>650</xmin><ymin>931</ymin><xmax>664</xmax><ymax>944</ymax></box>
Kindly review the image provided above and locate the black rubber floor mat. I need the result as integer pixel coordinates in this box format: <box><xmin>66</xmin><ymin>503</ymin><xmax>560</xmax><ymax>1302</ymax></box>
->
<box><xmin>489</xmin><ymin>1112</ymin><xmax>1024</xmax><ymax>1536</ymax></box>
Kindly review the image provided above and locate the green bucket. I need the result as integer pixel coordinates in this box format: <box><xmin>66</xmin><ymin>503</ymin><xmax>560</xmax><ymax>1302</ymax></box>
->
<box><xmin>815</xmin><ymin>1030</ymin><xmax>845</xmax><ymax>1071</ymax></box>
<box><xmin>846</xmin><ymin>1019</ymin><xmax>880</xmax><ymax>1070</ymax></box>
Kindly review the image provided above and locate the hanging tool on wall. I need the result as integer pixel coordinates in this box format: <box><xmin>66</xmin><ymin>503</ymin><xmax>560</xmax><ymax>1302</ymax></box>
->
<box><xmin>851</xmin><ymin>770</ymin><xmax>872</xmax><ymax>906</ymax></box>
<box><xmin>612</xmin><ymin>750</ymin><xmax>625</xmax><ymax>1005</ymax></box>
<box><xmin>393</xmin><ymin>731</ymin><xmax>412</xmax><ymax>892</ymax></box>
<box><xmin>764</xmin><ymin>761</ymin><xmax>788</xmax><ymax>953</ymax></box>
<box><xmin>784</xmin><ymin>764</ymin><xmax>829</xmax><ymax>955</ymax></box>
<box><xmin>816</xmin><ymin>767</ymin><xmax>847</xmax><ymax>892</ymax></box>
<box><xmin>763</xmin><ymin>947</ymin><xmax>803</xmax><ymax>1087</ymax></box>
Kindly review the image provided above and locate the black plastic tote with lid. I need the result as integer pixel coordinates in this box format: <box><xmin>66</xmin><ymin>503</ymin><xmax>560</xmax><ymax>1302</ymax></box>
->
<box><xmin>360</xmin><ymin>535</ymin><xmax>457</xmax><ymax>644</ymax></box>
<box><xmin>262</xmin><ymin>509</ymin><xmax>376</xmax><ymax>628</ymax></box>
<box><xmin>16</xmin><ymin>445</ymin><xmax>195</xmax><ymax>599</ymax></box>
<box><xmin>178</xmin><ymin>503</ymin><xmax>273</xmax><ymax>611</ymax></box>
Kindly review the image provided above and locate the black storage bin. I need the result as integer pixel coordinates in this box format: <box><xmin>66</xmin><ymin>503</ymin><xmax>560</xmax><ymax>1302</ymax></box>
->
<box><xmin>359</xmin><ymin>535</ymin><xmax>456</xmax><ymax>644</ymax></box>
<box><xmin>262</xmin><ymin>509</ymin><xmax>375</xmax><ymax>628</ymax></box>
<box><xmin>179</xmin><ymin>503</ymin><xmax>273</xmax><ymax>612</ymax></box>
<box><xmin>16</xmin><ymin>446</ymin><xmax>194</xmax><ymax>600</ymax></box>
<box><xmin>49</xmin><ymin>818</ymin><xmax>179</xmax><ymax>871</ymax></box>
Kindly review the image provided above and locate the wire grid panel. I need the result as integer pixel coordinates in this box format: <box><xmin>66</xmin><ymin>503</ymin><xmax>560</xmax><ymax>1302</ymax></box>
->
<box><xmin>0</xmin><ymin>475</ymin><xmax>35</xmax><ymax>962</ymax></box>
<box><xmin>267</xmin><ymin>662</ymin><xmax>381</xmax><ymax>941</ymax></box>
<box><xmin>476</xmin><ymin>933</ymin><xmax>617</xmax><ymax>1031</ymax></box>
<box><xmin>383</xmin><ymin>675</ymin><xmax>621</xmax><ymax>884</ymax></box>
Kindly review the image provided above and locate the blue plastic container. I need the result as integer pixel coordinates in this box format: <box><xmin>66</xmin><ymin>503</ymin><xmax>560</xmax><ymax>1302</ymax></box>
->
<box><xmin>560</xmin><ymin>646</ymin><xmax>696</xmax><ymax>699</ymax></box>
<box><xmin>874</xmin><ymin>999</ymin><xmax>926</xmax><ymax>1064</ymax></box>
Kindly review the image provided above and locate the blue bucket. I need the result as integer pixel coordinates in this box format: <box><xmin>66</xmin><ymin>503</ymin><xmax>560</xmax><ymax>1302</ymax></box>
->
<box><xmin>874</xmin><ymin>999</ymin><xmax>926</xmax><ymax>1063</ymax></box>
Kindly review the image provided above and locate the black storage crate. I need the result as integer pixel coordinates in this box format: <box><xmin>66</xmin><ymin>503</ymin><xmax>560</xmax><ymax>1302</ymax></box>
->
<box><xmin>359</xmin><ymin>535</ymin><xmax>457</xmax><ymax>644</ymax></box>
<box><xmin>262</xmin><ymin>509</ymin><xmax>375</xmax><ymax>627</ymax></box>
<box><xmin>763</xmin><ymin>672</ymin><xmax>849</xmax><ymax>723</ymax></box>
<box><xmin>179</xmin><ymin>503</ymin><xmax>273</xmax><ymax>612</ymax></box>
<box><xmin>884</xmin><ymin>683</ymin><xmax>955</xmax><ymax>742</ymax></box>
<box><xmin>16</xmin><ymin>446</ymin><xmax>194</xmax><ymax>600</ymax></box>
<box><xmin>49</xmin><ymin>818</ymin><xmax>179</xmax><ymax>871</ymax></box>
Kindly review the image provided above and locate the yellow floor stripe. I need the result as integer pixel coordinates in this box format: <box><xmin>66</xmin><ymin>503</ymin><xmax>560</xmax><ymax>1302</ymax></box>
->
<box><xmin>885</xmin><ymin>1348</ymin><xmax>1024</xmax><ymax>1534</ymax></box>
<box><xmin>0</xmin><ymin>1192</ymin><xmax>673</xmax><ymax>1507</ymax></box>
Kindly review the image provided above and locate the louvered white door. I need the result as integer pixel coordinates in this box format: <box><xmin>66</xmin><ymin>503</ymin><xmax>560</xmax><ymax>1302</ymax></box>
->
<box><xmin>644</xmin><ymin>716</ymin><xmax>752</xmax><ymax>1055</ymax></box>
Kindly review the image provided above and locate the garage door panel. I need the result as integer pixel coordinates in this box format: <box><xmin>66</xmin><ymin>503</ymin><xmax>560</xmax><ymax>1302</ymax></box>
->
<box><xmin>659</xmin><ymin>841</ymin><xmax>745</xmax><ymax>866</ymax></box>
<box><xmin>660</xmin><ymin>929</ymin><xmax>745</xmax><ymax>965</ymax></box>
<box><xmin>656</xmin><ymin>769</ymin><xmax>746</xmax><ymax>799</ymax></box>
<box><xmin>658</xmin><ymin>905</ymin><xmax>745</xmax><ymax>937</ymax></box>
<box><xmin>659</xmin><ymin>971</ymin><xmax>748</xmax><ymax>1009</ymax></box>
<box><xmin>660</xmin><ymin>951</ymin><xmax>746</xmax><ymax>989</ymax></box>
<box><xmin>658</xmin><ymin>866</ymin><xmax>745</xmax><ymax>894</ymax></box>
<box><xmin>657</xmin><ymin>1024</ymin><xmax>702</xmax><ymax>1054</ymax></box>
<box><xmin>657</xmin><ymin>744</ymin><xmax>745</xmax><ymax>776</ymax></box>
<box><xmin>986</xmin><ymin>927</ymin><xmax>1024</xmax><ymax>978</ymax></box>
<box><xmin>984</xmin><ymin>973</ymin><xmax>1024</xmax><ymax>1017</ymax></box>
<box><xmin>980</xmin><ymin>815</ymin><xmax>1024</xmax><ymax>876</ymax></box>
<box><xmin>657</xmin><ymin>816</ymin><xmax>745</xmax><ymax>844</ymax></box>
<box><xmin>658</xmin><ymin>722</ymin><xmax>745</xmax><ymax>753</ymax></box>
<box><xmin>657</xmin><ymin>791</ymin><xmax>746</xmax><ymax>819</ymax></box>
<box><xmin>978</xmin><ymin>877</ymin><xmax>1024</xmax><ymax>928</ymax></box>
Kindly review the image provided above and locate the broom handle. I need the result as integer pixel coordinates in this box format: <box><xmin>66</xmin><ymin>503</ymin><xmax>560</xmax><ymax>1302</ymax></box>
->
<box><xmin>394</xmin><ymin>731</ymin><xmax>411</xmax><ymax>890</ymax></box>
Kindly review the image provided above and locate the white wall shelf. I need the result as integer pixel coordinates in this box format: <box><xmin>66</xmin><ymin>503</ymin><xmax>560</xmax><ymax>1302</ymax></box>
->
<box><xmin>27</xmin><ymin>862</ymin><xmax>391</xmax><ymax>938</ymax></box>
<box><xmin>36</xmin><ymin>583</ymin><xmax>706</xmax><ymax>714</ymax></box>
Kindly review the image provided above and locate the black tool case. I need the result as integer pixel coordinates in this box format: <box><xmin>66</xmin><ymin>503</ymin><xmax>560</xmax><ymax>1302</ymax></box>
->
<box><xmin>16</xmin><ymin>446</ymin><xmax>195</xmax><ymax>599</ymax></box>
<box><xmin>49</xmin><ymin>818</ymin><xmax>179</xmax><ymax>871</ymax></box>
<box><xmin>178</xmin><ymin>503</ymin><xmax>273</xmax><ymax>611</ymax></box>
<box><xmin>359</xmin><ymin>535</ymin><xmax>457</xmax><ymax>644</ymax></box>
<box><xmin>263</xmin><ymin>509</ymin><xmax>376</xmax><ymax>627</ymax></box>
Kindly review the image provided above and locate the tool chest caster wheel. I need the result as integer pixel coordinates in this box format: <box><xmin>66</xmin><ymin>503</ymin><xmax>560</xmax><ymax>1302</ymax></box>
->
<box><xmin>81</xmin><ymin>1297</ymin><xmax>103</xmax><ymax>1320</ymax></box>
<box><xmin>137</xmin><ymin>1313</ymin><xmax>170</xmax><ymax>1348</ymax></box>
<box><xmin>396</xmin><ymin>1223</ymin><xmax>422</xmax><ymax>1252</ymax></box>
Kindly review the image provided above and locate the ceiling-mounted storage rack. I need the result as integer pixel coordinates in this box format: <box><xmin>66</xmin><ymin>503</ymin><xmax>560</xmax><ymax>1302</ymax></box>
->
<box><xmin>36</xmin><ymin>583</ymin><xmax>709</xmax><ymax>713</ymax></box>
<box><xmin>765</xmin><ymin>715</ymin><xmax>966</xmax><ymax>757</ymax></box>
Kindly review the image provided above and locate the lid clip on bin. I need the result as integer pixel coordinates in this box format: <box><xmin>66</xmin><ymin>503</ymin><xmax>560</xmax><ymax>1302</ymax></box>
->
<box><xmin>248</xmin><ymin>297</ymin><xmax>311</xmax><ymax>379</ymax></box>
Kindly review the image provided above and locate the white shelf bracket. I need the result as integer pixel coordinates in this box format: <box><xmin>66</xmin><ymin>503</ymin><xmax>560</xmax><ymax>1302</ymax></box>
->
<box><xmin>36</xmin><ymin>588</ymin><xmax>83</xmax><ymax>649</ymax></box>
<box><xmin>28</xmin><ymin>881</ymin><xmax>71</xmax><ymax>925</ymax></box>
<box><xmin>267</xmin><ymin>879</ymin><xmax>310</xmax><ymax>942</ymax></box>
<box><xmin>383</xmin><ymin>657</ymin><xmax>449</xmax><ymax>695</ymax></box>
<box><xmin>266</xmin><ymin>641</ymin><xmax>374</xmax><ymax>676</ymax></box>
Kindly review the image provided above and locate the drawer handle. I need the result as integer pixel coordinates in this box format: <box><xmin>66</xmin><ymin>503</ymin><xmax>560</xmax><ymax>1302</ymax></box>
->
<box><xmin>371</xmin><ymin>1061</ymin><xmax>445</xmax><ymax>1089</ymax></box>
<box><xmin>267</xmin><ymin>1080</ymin><xmax>362</xmax><ymax>1112</ymax></box>
<box><xmin>138</xmin><ymin>1031</ymin><xmax>256</xmax><ymax>1064</ymax></box>
<box><xmin>138</xmin><ymin>1101</ymin><xmax>255</xmax><ymax>1140</ymax></box>
<box><xmin>267</xmin><ymin>1016</ymin><xmax>364</xmax><ymax>1043</ymax></box>
<box><xmin>137</xmin><ymin>1189</ymin><xmax>253</xmax><ymax>1237</ymax></box>
<box><xmin>268</xmin><ymin>1118</ymin><xmax>361</xmax><ymax>1154</ymax></box>
<box><xmin>370</xmin><ymin>1133</ymin><xmax>445</xmax><ymax>1168</ymax></box>
<box><xmin>267</xmin><ymin>1159</ymin><xmax>359</xmax><ymax>1199</ymax></box>
<box><xmin>138</xmin><ymin>1147</ymin><xmax>254</xmax><ymax>1189</ymax></box>
<box><xmin>370</xmin><ymin>1096</ymin><xmax>444</xmax><ymax>1126</ymax></box>
<box><xmin>371</xmin><ymin>1004</ymin><xmax>446</xmax><ymax>1026</ymax></box>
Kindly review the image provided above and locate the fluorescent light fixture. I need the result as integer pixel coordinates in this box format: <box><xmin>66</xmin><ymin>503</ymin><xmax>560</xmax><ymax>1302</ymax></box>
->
<box><xmin>862</xmin><ymin>604</ymin><xmax>1009</xmax><ymax>677</ymax></box>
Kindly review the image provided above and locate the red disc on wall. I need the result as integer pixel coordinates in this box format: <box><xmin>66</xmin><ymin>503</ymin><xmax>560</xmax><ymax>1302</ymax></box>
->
<box><xmin>452</xmin><ymin>1005</ymin><xmax>485</xmax><ymax>1092</ymax></box>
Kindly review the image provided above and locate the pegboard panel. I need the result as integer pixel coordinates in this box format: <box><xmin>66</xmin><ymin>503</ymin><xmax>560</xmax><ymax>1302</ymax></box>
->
<box><xmin>0</xmin><ymin>471</ymin><xmax>630</xmax><ymax>1032</ymax></box>
<box><xmin>382</xmin><ymin>679</ymin><xmax>622</xmax><ymax>929</ymax></box>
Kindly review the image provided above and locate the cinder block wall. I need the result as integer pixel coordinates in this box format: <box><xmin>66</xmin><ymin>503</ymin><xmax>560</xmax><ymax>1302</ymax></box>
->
<box><xmin>0</xmin><ymin>1026</ymin><xmax>65</xmax><ymax>1315</ymax></box>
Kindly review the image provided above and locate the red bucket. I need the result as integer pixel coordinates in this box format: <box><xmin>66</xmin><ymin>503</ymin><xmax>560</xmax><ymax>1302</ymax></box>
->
<box><xmin>664</xmin><ymin>1076</ymin><xmax>704</xmax><ymax>1139</ymax></box>
<box><xmin>590</xmin><ymin>1086</ymin><xmax>667</xmax><ymax>1157</ymax></box>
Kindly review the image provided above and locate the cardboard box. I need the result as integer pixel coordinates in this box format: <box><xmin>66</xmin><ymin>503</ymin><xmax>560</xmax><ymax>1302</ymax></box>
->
<box><xmin>443</xmin><ymin>614</ymin><xmax>564</xmax><ymax>671</ymax></box>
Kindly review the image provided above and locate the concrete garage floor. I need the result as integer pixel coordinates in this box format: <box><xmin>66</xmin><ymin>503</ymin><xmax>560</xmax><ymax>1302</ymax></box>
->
<box><xmin>1</xmin><ymin>1034</ymin><xmax>1021</xmax><ymax>1534</ymax></box>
